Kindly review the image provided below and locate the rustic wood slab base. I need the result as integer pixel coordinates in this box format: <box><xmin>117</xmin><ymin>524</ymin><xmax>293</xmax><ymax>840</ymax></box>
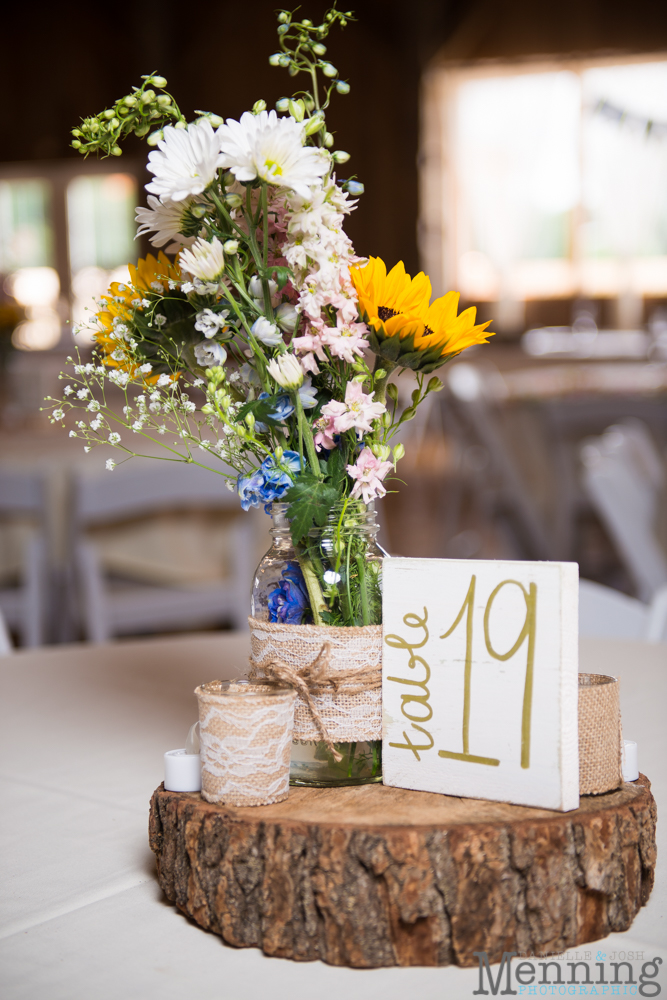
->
<box><xmin>149</xmin><ymin>776</ymin><xmax>656</xmax><ymax>969</ymax></box>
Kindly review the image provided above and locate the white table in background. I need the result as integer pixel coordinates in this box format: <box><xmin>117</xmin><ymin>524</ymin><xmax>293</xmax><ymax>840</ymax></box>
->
<box><xmin>1</xmin><ymin>633</ymin><xmax>665</xmax><ymax>1000</ymax></box>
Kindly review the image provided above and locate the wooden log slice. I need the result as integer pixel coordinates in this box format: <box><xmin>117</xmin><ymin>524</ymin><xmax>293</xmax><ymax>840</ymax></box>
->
<box><xmin>149</xmin><ymin>776</ymin><xmax>656</xmax><ymax>969</ymax></box>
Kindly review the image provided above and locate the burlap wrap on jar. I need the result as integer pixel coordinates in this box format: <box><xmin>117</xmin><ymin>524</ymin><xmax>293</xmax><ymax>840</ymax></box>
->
<box><xmin>578</xmin><ymin>672</ymin><xmax>623</xmax><ymax>795</ymax></box>
<box><xmin>248</xmin><ymin>617</ymin><xmax>382</xmax><ymax>744</ymax></box>
<box><xmin>195</xmin><ymin>679</ymin><xmax>296</xmax><ymax>806</ymax></box>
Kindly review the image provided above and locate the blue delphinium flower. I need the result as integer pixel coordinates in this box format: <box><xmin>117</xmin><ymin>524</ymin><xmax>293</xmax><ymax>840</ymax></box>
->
<box><xmin>254</xmin><ymin>392</ymin><xmax>295</xmax><ymax>433</ymax></box>
<box><xmin>237</xmin><ymin>470</ymin><xmax>271</xmax><ymax>510</ymax></box>
<box><xmin>261</xmin><ymin>450</ymin><xmax>301</xmax><ymax>478</ymax></box>
<box><xmin>260</xmin><ymin>392</ymin><xmax>295</xmax><ymax>421</ymax></box>
<box><xmin>298</xmin><ymin>377</ymin><xmax>318</xmax><ymax>409</ymax></box>
<box><xmin>267</xmin><ymin>561</ymin><xmax>311</xmax><ymax>624</ymax></box>
<box><xmin>237</xmin><ymin>450</ymin><xmax>303</xmax><ymax>511</ymax></box>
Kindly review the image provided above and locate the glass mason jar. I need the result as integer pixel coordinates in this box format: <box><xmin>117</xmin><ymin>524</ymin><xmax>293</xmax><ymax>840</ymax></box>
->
<box><xmin>251</xmin><ymin>500</ymin><xmax>383</xmax><ymax>786</ymax></box>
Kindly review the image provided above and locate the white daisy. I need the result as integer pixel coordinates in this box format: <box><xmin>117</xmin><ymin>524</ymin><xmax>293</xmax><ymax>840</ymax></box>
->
<box><xmin>218</xmin><ymin>111</ymin><xmax>329</xmax><ymax>199</ymax></box>
<box><xmin>135</xmin><ymin>195</ymin><xmax>196</xmax><ymax>248</ymax></box>
<box><xmin>179</xmin><ymin>237</ymin><xmax>225</xmax><ymax>282</ymax></box>
<box><xmin>146</xmin><ymin>120</ymin><xmax>225</xmax><ymax>203</ymax></box>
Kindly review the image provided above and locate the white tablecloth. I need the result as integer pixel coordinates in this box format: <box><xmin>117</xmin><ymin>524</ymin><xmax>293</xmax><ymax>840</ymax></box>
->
<box><xmin>1</xmin><ymin>634</ymin><xmax>665</xmax><ymax>999</ymax></box>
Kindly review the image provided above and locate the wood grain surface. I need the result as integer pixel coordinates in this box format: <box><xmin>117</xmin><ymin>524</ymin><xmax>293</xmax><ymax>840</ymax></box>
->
<box><xmin>149</xmin><ymin>776</ymin><xmax>656</xmax><ymax>968</ymax></box>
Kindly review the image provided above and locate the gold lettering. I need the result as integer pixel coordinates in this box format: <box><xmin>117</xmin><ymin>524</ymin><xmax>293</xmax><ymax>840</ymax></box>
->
<box><xmin>438</xmin><ymin>575</ymin><xmax>499</xmax><ymax>767</ymax></box>
<box><xmin>484</xmin><ymin>580</ymin><xmax>537</xmax><ymax>769</ymax></box>
<box><xmin>389</xmin><ymin>726</ymin><xmax>434</xmax><ymax>761</ymax></box>
<box><xmin>399</xmin><ymin>692</ymin><xmax>433</xmax><ymax>723</ymax></box>
<box><xmin>385</xmin><ymin>609</ymin><xmax>433</xmax><ymax>757</ymax></box>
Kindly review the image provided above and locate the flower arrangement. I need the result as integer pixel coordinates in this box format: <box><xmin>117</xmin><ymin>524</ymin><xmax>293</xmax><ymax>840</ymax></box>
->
<box><xmin>48</xmin><ymin>4</ymin><xmax>493</xmax><ymax>629</ymax></box>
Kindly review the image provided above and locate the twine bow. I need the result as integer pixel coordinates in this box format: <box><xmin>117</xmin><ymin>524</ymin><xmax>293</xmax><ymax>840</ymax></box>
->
<box><xmin>249</xmin><ymin>642</ymin><xmax>380</xmax><ymax>762</ymax></box>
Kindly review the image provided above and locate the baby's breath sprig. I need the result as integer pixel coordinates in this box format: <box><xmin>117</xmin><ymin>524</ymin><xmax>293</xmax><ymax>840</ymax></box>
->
<box><xmin>44</xmin><ymin>350</ymin><xmax>257</xmax><ymax>482</ymax></box>
<box><xmin>70</xmin><ymin>74</ymin><xmax>189</xmax><ymax>158</ymax></box>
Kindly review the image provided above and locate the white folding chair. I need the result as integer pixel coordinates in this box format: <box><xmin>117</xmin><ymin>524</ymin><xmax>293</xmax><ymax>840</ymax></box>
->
<box><xmin>69</xmin><ymin>462</ymin><xmax>256</xmax><ymax>643</ymax></box>
<box><xmin>579</xmin><ymin>578</ymin><xmax>667</xmax><ymax>643</ymax></box>
<box><xmin>0</xmin><ymin>471</ymin><xmax>49</xmax><ymax>647</ymax></box>
<box><xmin>580</xmin><ymin>420</ymin><xmax>667</xmax><ymax>603</ymax></box>
<box><xmin>0</xmin><ymin>606</ymin><xmax>13</xmax><ymax>654</ymax></box>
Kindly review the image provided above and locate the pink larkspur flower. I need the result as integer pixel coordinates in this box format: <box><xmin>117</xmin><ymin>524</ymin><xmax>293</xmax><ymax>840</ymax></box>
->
<box><xmin>320</xmin><ymin>315</ymin><xmax>369</xmax><ymax>363</ymax></box>
<box><xmin>346</xmin><ymin>447</ymin><xmax>393</xmax><ymax>503</ymax></box>
<box><xmin>313</xmin><ymin>414</ymin><xmax>338</xmax><ymax>452</ymax></box>
<box><xmin>321</xmin><ymin>381</ymin><xmax>386</xmax><ymax>437</ymax></box>
<box><xmin>292</xmin><ymin>328</ymin><xmax>326</xmax><ymax>374</ymax></box>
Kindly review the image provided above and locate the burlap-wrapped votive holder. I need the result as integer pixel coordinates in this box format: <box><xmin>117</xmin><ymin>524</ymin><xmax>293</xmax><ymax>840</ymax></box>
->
<box><xmin>578</xmin><ymin>673</ymin><xmax>623</xmax><ymax>795</ymax></box>
<box><xmin>195</xmin><ymin>680</ymin><xmax>296</xmax><ymax>806</ymax></box>
<box><xmin>247</xmin><ymin>617</ymin><xmax>382</xmax><ymax>756</ymax></box>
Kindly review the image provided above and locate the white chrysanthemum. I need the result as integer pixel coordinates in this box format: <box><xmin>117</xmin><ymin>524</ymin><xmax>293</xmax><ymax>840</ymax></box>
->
<box><xmin>179</xmin><ymin>237</ymin><xmax>225</xmax><ymax>281</ymax></box>
<box><xmin>218</xmin><ymin>111</ymin><xmax>329</xmax><ymax>200</ymax></box>
<box><xmin>146</xmin><ymin>121</ymin><xmax>225</xmax><ymax>202</ymax></box>
<box><xmin>135</xmin><ymin>195</ymin><xmax>196</xmax><ymax>248</ymax></box>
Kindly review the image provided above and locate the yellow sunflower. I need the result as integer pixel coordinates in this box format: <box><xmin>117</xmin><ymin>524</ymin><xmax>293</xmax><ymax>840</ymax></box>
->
<box><xmin>351</xmin><ymin>257</ymin><xmax>431</xmax><ymax>342</ymax></box>
<box><xmin>411</xmin><ymin>291</ymin><xmax>494</xmax><ymax>371</ymax></box>
<box><xmin>94</xmin><ymin>251</ymin><xmax>182</xmax><ymax>379</ymax></box>
<box><xmin>351</xmin><ymin>257</ymin><xmax>493</xmax><ymax>373</ymax></box>
<box><xmin>128</xmin><ymin>250</ymin><xmax>181</xmax><ymax>294</ymax></box>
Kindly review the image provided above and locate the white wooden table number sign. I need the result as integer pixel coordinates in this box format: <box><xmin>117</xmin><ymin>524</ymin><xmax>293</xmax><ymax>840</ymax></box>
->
<box><xmin>382</xmin><ymin>558</ymin><xmax>579</xmax><ymax>811</ymax></box>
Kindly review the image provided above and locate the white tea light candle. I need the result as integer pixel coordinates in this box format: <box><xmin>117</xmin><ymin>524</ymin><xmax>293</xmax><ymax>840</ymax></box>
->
<box><xmin>622</xmin><ymin>740</ymin><xmax>639</xmax><ymax>782</ymax></box>
<box><xmin>164</xmin><ymin>749</ymin><xmax>201</xmax><ymax>792</ymax></box>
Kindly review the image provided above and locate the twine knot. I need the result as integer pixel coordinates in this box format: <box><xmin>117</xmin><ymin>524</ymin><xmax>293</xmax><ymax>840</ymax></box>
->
<box><xmin>249</xmin><ymin>641</ymin><xmax>380</xmax><ymax>762</ymax></box>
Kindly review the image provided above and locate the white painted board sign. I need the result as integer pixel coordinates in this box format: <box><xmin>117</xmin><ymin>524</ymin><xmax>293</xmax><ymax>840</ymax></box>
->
<box><xmin>381</xmin><ymin>558</ymin><xmax>579</xmax><ymax>811</ymax></box>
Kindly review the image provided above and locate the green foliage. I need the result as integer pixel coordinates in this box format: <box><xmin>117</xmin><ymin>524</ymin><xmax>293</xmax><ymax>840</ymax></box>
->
<box><xmin>319</xmin><ymin>446</ymin><xmax>347</xmax><ymax>490</ymax></box>
<box><xmin>366</xmin><ymin>324</ymin><xmax>460</xmax><ymax>375</ymax></box>
<box><xmin>269</xmin><ymin>266</ymin><xmax>292</xmax><ymax>290</ymax></box>
<box><xmin>120</xmin><ymin>289</ymin><xmax>211</xmax><ymax>376</ymax></box>
<box><xmin>284</xmin><ymin>474</ymin><xmax>339</xmax><ymax>544</ymax></box>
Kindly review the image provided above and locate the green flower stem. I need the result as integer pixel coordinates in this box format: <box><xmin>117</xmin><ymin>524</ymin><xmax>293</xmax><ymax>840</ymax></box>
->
<box><xmin>212</xmin><ymin>398</ymin><xmax>271</xmax><ymax>456</ymax></box>
<box><xmin>242</xmin><ymin>188</ymin><xmax>274</xmax><ymax>319</ymax></box>
<box><xmin>371</xmin><ymin>741</ymin><xmax>380</xmax><ymax>776</ymax></box>
<box><xmin>294</xmin><ymin>392</ymin><xmax>321</xmax><ymax>477</ymax></box>
<box><xmin>333</xmin><ymin>497</ymin><xmax>350</xmax><ymax>575</ymax></box>
<box><xmin>372</xmin><ymin>359</ymin><xmax>397</xmax><ymax>406</ymax></box>
<box><xmin>355</xmin><ymin>553</ymin><xmax>370</xmax><ymax>626</ymax></box>
<box><xmin>345</xmin><ymin>535</ymin><xmax>355</xmax><ymax>625</ymax></box>
<box><xmin>309</xmin><ymin>64</ymin><xmax>320</xmax><ymax>111</ymax></box>
<box><xmin>296</xmin><ymin>396</ymin><xmax>304</xmax><ymax>471</ymax></box>
<box><xmin>260</xmin><ymin>183</ymin><xmax>273</xmax><ymax>317</ymax></box>
<box><xmin>347</xmin><ymin>742</ymin><xmax>357</xmax><ymax>779</ymax></box>
<box><xmin>297</xmin><ymin>552</ymin><xmax>327</xmax><ymax>626</ymax></box>
<box><xmin>207</xmin><ymin>188</ymin><xmax>249</xmax><ymax>244</ymax></box>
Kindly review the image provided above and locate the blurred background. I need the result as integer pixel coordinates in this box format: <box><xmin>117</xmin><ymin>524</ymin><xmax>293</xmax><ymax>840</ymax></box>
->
<box><xmin>0</xmin><ymin>0</ymin><xmax>666</xmax><ymax>647</ymax></box>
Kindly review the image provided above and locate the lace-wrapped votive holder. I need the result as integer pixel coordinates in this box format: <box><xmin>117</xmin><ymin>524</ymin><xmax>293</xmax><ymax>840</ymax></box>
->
<box><xmin>195</xmin><ymin>680</ymin><xmax>296</xmax><ymax>806</ymax></box>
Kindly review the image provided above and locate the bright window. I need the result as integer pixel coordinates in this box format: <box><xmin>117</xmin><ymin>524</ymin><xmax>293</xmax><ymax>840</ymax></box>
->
<box><xmin>0</xmin><ymin>179</ymin><xmax>54</xmax><ymax>273</ymax></box>
<box><xmin>67</xmin><ymin>173</ymin><xmax>137</xmax><ymax>340</ymax></box>
<box><xmin>0</xmin><ymin>167</ymin><xmax>140</xmax><ymax>351</ymax></box>
<box><xmin>421</xmin><ymin>56</ymin><xmax>667</xmax><ymax>315</ymax></box>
